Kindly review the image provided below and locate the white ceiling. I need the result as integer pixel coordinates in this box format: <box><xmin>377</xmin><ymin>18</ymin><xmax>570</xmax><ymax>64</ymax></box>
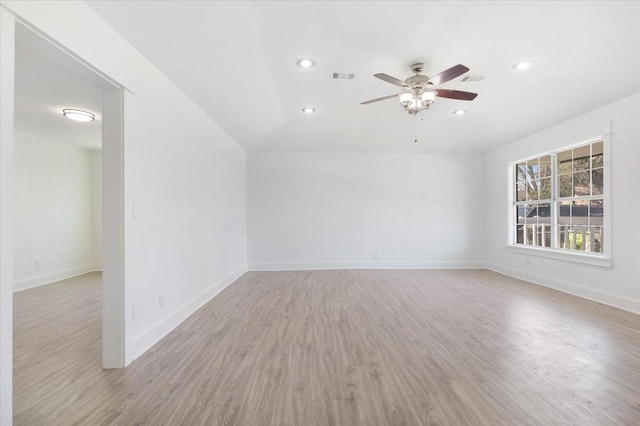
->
<box><xmin>86</xmin><ymin>1</ymin><xmax>640</xmax><ymax>153</ymax></box>
<box><xmin>15</xmin><ymin>24</ymin><xmax>104</xmax><ymax>150</ymax></box>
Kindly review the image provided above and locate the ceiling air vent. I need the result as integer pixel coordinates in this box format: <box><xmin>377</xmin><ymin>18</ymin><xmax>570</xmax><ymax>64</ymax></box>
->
<box><xmin>332</xmin><ymin>72</ymin><xmax>355</xmax><ymax>80</ymax></box>
<box><xmin>460</xmin><ymin>75</ymin><xmax>486</xmax><ymax>82</ymax></box>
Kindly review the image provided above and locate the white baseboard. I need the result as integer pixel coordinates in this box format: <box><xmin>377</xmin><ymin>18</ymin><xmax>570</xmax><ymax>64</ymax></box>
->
<box><xmin>250</xmin><ymin>261</ymin><xmax>639</xmax><ymax>315</ymax></box>
<box><xmin>249</xmin><ymin>261</ymin><xmax>484</xmax><ymax>271</ymax></box>
<box><xmin>14</xmin><ymin>263</ymin><xmax>103</xmax><ymax>292</ymax></box>
<box><xmin>130</xmin><ymin>264</ymin><xmax>248</xmax><ymax>361</ymax></box>
<box><xmin>485</xmin><ymin>263</ymin><xmax>640</xmax><ymax>315</ymax></box>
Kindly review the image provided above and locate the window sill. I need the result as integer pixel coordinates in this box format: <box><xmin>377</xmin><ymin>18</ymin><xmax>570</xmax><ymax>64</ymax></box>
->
<box><xmin>506</xmin><ymin>245</ymin><xmax>612</xmax><ymax>268</ymax></box>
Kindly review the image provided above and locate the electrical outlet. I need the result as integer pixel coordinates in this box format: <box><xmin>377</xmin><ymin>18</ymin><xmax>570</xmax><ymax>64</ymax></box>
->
<box><xmin>159</xmin><ymin>294</ymin><xmax>164</xmax><ymax>308</ymax></box>
<box><xmin>34</xmin><ymin>259</ymin><xmax>41</xmax><ymax>269</ymax></box>
<box><xmin>526</xmin><ymin>255</ymin><xmax>531</xmax><ymax>265</ymax></box>
<box><xmin>132</xmin><ymin>303</ymin><xmax>138</xmax><ymax>319</ymax></box>
<box><xmin>373</xmin><ymin>252</ymin><xmax>379</xmax><ymax>260</ymax></box>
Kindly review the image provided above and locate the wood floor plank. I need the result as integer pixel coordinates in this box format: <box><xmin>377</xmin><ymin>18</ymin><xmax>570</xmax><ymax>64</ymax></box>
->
<box><xmin>13</xmin><ymin>269</ymin><xmax>640</xmax><ymax>425</ymax></box>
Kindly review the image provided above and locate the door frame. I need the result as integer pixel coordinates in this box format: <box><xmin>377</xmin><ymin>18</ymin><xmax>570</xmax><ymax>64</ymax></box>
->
<box><xmin>0</xmin><ymin>8</ymin><xmax>127</xmax><ymax>423</ymax></box>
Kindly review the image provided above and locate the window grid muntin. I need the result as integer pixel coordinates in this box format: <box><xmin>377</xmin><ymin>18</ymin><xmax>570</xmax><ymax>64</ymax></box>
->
<box><xmin>512</xmin><ymin>139</ymin><xmax>605</xmax><ymax>254</ymax></box>
<box><xmin>514</xmin><ymin>156</ymin><xmax>552</xmax><ymax>248</ymax></box>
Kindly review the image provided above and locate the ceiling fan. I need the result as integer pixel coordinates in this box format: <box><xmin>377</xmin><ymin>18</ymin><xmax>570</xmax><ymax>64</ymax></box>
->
<box><xmin>361</xmin><ymin>63</ymin><xmax>478</xmax><ymax>115</ymax></box>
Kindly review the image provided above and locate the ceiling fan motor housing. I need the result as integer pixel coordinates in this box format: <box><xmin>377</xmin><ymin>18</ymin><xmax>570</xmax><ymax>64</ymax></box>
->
<box><xmin>361</xmin><ymin>62</ymin><xmax>476</xmax><ymax>112</ymax></box>
<box><xmin>410</xmin><ymin>62</ymin><xmax>424</xmax><ymax>74</ymax></box>
<box><xmin>405</xmin><ymin>74</ymin><xmax>430</xmax><ymax>89</ymax></box>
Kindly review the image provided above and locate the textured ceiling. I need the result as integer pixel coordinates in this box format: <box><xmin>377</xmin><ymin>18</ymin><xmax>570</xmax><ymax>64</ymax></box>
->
<box><xmin>79</xmin><ymin>1</ymin><xmax>640</xmax><ymax>152</ymax></box>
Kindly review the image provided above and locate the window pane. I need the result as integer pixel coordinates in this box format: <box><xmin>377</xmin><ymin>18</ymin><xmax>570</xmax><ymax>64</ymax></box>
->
<box><xmin>532</xmin><ymin>224</ymin><xmax>551</xmax><ymax>247</ymax></box>
<box><xmin>533</xmin><ymin>225</ymin><xmax>544</xmax><ymax>247</ymax></box>
<box><xmin>559</xmin><ymin>174</ymin><xmax>572</xmax><ymax>197</ymax></box>
<box><xmin>524</xmin><ymin>203</ymin><xmax>550</xmax><ymax>224</ymax></box>
<box><xmin>527</xmin><ymin>159</ymin><xmax>540</xmax><ymax>179</ymax></box>
<box><xmin>527</xmin><ymin>181</ymin><xmax>540</xmax><ymax>201</ymax></box>
<box><xmin>558</xmin><ymin>225</ymin><xmax>576</xmax><ymax>249</ymax></box>
<box><xmin>592</xmin><ymin>141</ymin><xmax>603</xmax><ymax>155</ymax></box>
<box><xmin>592</xmin><ymin>154</ymin><xmax>603</xmax><ymax>169</ymax></box>
<box><xmin>572</xmin><ymin>145</ymin><xmax>590</xmax><ymax>171</ymax></box>
<box><xmin>558</xmin><ymin>201</ymin><xmax>571</xmax><ymax>224</ymax></box>
<box><xmin>592</xmin><ymin>169</ymin><xmax>603</xmax><ymax>195</ymax></box>
<box><xmin>543</xmin><ymin>225</ymin><xmax>552</xmax><ymax>247</ymax></box>
<box><xmin>573</xmin><ymin>171</ymin><xmax>590</xmax><ymax>196</ymax></box>
<box><xmin>525</xmin><ymin>204</ymin><xmax>538</xmax><ymax>222</ymax></box>
<box><xmin>573</xmin><ymin>157</ymin><xmax>590</xmax><ymax>171</ymax></box>
<box><xmin>513</xmin><ymin>140</ymin><xmax>605</xmax><ymax>253</ymax></box>
<box><xmin>516</xmin><ymin>205</ymin><xmax>525</xmax><ymax>224</ymax></box>
<box><xmin>557</xmin><ymin>149</ymin><xmax>572</xmax><ymax>174</ymax></box>
<box><xmin>590</xmin><ymin>199</ymin><xmax>603</xmax><ymax>227</ymax></box>
<box><xmin>559</xmin><ymin>225</ymin><xmax>591</xmax><ymax>251</ymax></box>
<box><xmin>588</xmin><ymin>227</ymin><xmax>604</xmax><ymax>253</ymax></box>
<box><xmin>572</xmin><ymin>226</ymin><xmax>589</xmax><ymax>251</ymax></box>
<box><xmin>539</xmin><ymin>155</ymin><xmax>552</xmax><ymax>178</ymax></box>
<box><xmin>516</xmin><ymin>163</ymin><xmax>528</xmax><ymax>183</ymax></box>
<box><xmin>516</xmin><ymin>225</ymin><xmax>524</xmax><ymax>244</ymax></box>
<box><xmin>526</xmin><ymin>225</ymin><xmax>535</xmax><ymax>245</ymax></box>
<box><xmin>536</xmin><ymin>203</ymin><xmax>551</xmax><ymax>223</ymax></box>
<box><xmin>539</xmin><ymin>177</ymin><xmax>551</xmax><ymax>199</ymax></box>
<box><xmin>522</xmin><ymin>203</ymin><xmax>531</xmax><ymax>224</ymax></box>
<box><xmin>571</xmin><ymin>200</ymin><xmax>589</xmax><ymax>226</ymax></box>
<box><xmin>516</xmin><ymin>182</ymin><xmax>526</xmax><ymax>201</ymax></box>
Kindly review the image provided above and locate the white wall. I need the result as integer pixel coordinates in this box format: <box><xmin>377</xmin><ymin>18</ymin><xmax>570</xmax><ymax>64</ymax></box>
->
<box><xmin>484</xmin><ymin>92</ymin><xmax>640</xmax><ymax>313</ymax></box>
<box><xmin>13</xmin><ymin>130</ymin><xmax>101</xmax><ymax>291</ymax></box>
<box><xmin>0</xmin><ymin>6</ymin><xmax>15</xmax><ymax>424</ymax></box>
<box><xmin>1</xmin><ymin>0</ymin><xmax>248</xmax><ymax>365</ymax></box>
<box><xmin>91</xmin><ymin>150</ymin><xmax>102</xmax><ymax>266</ymax></box>
<box><xmin>248</xmin><ymin>152</ymin><xmax>485</xmax><ymax>270</ymax></box>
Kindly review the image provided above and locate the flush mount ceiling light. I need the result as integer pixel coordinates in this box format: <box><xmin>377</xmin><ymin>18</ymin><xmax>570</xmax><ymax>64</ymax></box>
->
<box><xmin>513</xmin><ymin>60</ymin><xmax>533</xmax><ymax>71</ymax></box>
<box><xmin>301</xmin><ymin>107</ymin><xmax>316</xmax><ymax>113</ymax></box>
<box><xmin>453</xmin><ymin>109</ymin><xmax>467</xmax><ymax>115</ymax></box>
<box><xmin>62</xmin><ymin>109</ymin><xmax>95</xmax><ymax>122</ymax></box>
<box><xmin>296</xmin><ymin>58</ymin><xmax>315</xmax><ymax>68</ymax></box>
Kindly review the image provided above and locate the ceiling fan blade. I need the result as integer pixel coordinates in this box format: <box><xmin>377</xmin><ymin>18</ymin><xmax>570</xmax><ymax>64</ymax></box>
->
<box><xmin>361</xmin><ymin>93</ymin><xmax>400</xmax><ymax>105</ymax></box>
<box><xmin>435</xmin><ymin>89</ymin><xmax>478</xmax><ymax>101</ymax></box>
<box><xmin>429</xmin><ymin>64</ymin><xmax>470</xmax><ymax>86</ymax></box>
<box><xmin>374</xmin><ymin>73</ymin><xmax>407</xmax><ymax>87</ymax></box>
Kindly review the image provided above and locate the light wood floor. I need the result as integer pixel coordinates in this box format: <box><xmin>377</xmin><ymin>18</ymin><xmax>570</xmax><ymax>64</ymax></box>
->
<box><xmin>13</xmin><ymin>270</ymin><xmax>640</xmax><ymax>425</ymax></box>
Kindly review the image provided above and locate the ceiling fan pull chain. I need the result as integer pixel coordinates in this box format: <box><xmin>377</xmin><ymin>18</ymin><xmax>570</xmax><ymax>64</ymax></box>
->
<box><xmin>414</xmin><ymin>114</ymin><xmax>418</xmax><ymax>143</ymax></box>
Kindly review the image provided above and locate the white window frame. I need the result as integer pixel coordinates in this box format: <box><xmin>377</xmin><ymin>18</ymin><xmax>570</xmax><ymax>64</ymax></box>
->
<box><xmin>506</xmin><ymin>135</ymin><xmax>612</xmax><ymax>268</ymax></box>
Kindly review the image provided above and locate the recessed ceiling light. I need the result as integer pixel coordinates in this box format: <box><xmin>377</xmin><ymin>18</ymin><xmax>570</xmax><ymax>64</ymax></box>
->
<box><xmin>453</xmin><ymin>109</ymin><xmax>467</xmax><ymax>115</ymax></box>
<box><xmin>62</xmin><ymin>109</ymin><xmax>95</xmax><ymax>122</ymax></box>
<box><xmin>302</xmin><ymin>107</ymin><xmax>316</xmax><ymax>113</ymax></box>
<box><xmin>513</xmin><ymin>60</ymin><xmax>533</xmax><ymax>71</ymax></box>
<box><xmin>297</xmin><ymin>58</ymin><xmax>315</xmax><ymax>68</ymax></box>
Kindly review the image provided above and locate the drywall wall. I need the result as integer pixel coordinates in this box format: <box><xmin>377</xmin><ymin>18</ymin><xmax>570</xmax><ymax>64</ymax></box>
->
<box><xmin>248</xmin><ymin>152</ymin><xmax>485</xmax><ymax>270</ymax></box>
<box><xmin>91</xmin><ymin>150</ymin><xmax>102</xmax><ymax>266</ymax></box>
<box><xmin>484</xmin><ymin>92</ymin><xmax>640</xmax><ymax>313</ymax></box>
<box><xmin>0</xmin><ymin>6</ymin><xmax>15</xmax><ymax>424</ymax></box>
<box><xmin>13</xmin><ymin>130</ymin><xmax>101</xmax><ymax>291</ymax></box>
<box><xmin>2</xmin><ymin>0</ymin><xmax>248</xmax><ymax>365</ymax></box>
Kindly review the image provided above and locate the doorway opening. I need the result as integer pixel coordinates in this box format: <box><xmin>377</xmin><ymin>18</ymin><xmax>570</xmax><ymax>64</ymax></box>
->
<box><xmin>11</xmin><ymin>20</ymin><xmax>126</xmax><ymax>378</ymax></box>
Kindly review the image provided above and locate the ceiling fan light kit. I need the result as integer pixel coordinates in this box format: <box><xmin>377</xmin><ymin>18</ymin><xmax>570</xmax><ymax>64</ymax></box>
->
<box><xmin>362</xmin><ymin>62</ymin><xmax>478</xmax><ymax>116</ymax></box>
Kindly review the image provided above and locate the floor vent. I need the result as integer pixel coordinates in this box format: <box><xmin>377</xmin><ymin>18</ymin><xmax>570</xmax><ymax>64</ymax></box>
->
<box><xmin>460</xmin><ymin>74</ymin><xmax>486</xmax><ymax>82</ymax></box>
<box><xmin>332</xmin><ymin>72</ymin><xmax>355</xmax><ymax>80</ymax></box>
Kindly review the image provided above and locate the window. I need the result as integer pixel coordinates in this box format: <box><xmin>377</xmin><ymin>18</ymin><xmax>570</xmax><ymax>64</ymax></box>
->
<box><xmin>511</xmin><ymin>138</ymin><xmax>608</xmax><ymax>258</ymax></box>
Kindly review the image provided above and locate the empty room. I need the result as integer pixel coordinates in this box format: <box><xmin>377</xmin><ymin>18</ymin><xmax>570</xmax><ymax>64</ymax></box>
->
<box><xmin>0</xmin><ymin>1</ymin><xmax>639</xmax><ymax>425</ymax></box>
